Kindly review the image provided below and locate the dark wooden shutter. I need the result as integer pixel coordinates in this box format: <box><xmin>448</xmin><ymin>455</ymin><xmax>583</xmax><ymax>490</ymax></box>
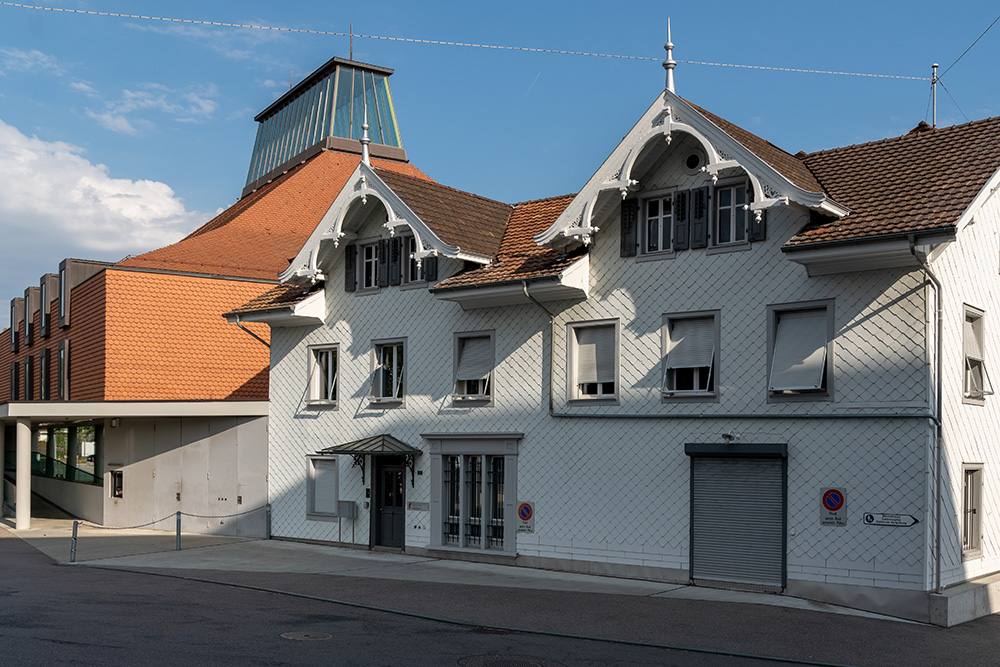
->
<box><xmin>377</xmin><ymin>239</ymin><xmax>389</xmax><ymax>288</ymax></box>
<box><xmin>389</xmin><ymin>237</ymin><xmax>402</xmax><ymax>286</ymax></box>
<box><xmin>423</xmin><ymin>255</ymin><xmax>438</xmax><ymax>282</ymax></box>
<box><xmin>690</xmin><ymin>186</ymin><xmax>709</xmax><ymax>249</ymax></box>
<box><xmin>673</xmin><ymin>190</ymin><xmax>689</xmax><ymax>251</ymax></box>
<box><xmin>344</xmin><ymin>245</ymin><xmax>357</xmax><ymax>292</ymax></box>
<box><xmin>749</xmin><ymin>188</ymin><xmax>766</xmax><ymax>242</ymax></box>
<box><xmin>620</xmin><ymin>199</ymin><xmax>638</xmax><ymax>257</ymax></box>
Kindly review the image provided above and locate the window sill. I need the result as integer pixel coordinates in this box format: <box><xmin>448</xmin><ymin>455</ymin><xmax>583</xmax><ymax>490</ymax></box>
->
<box><xmin>354</xmin><ymin>287</ymin><xmax>381</xmax><ymax>297</ymax></box>
<box><xmin>399</xmin><ymin>280</ymin><xmax>428</xmax><ymax>291</ymax></box>
<box><xmin>963</xmin><ymin>548</ymin><xmax>983</xmax><ymax>561</ymax></box>
<box><xmin>305</xmin><ymin>400</ymin><xmax>338</xmax><ymax>410</ymax></box>
<box><xmin>635</xmin><ymin>250</ymin><xmax>677</xmax><ymax>263</ymax></box>
<box><xmin>705</xmin><ymin>241</ymin><xmax>751</xmax><ymax>256</ymax></box>
<box><xmin>452</xmin><ymin>395</ymin><xmax>492</xmax><ymax>406</ymax></box>
<box><xmin>661</xmin><ymin>391</ymin><xmax>718</xmax><ymax>401</ymax></box>
<box><xmin>306</xmin><ymin>512</ymin><xmax>341</xmax><ymax>523</ymax></box>
<box><xmin>962</xmin><ymin>394</ymin><xmax>987</xmax><ymax>406</ymax></box>
<box><xmin>766</xmin><ymin>390</ymin><xmax>832</xmax><ymax>403</ymax></box>
<box><xmin>567</xmin><ymin>397</ymin><xmax>619</xmax><ymax>406</ymax></box>
<box><xmin>368</xmin><ymin>397</ymin><xmax>404</xmax><ymax>407</ymax></box>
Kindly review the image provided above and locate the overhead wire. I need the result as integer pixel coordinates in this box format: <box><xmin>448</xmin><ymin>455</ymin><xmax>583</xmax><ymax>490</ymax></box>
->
<box><xmin>0</xmin><ymin>1</ymin><xmax>930</xmax><ymax>81</ymax></box>
<box><xmin>939</xmin><ymin>12</ymin><xmax>1000</xmax><ymax>78</ymax></box>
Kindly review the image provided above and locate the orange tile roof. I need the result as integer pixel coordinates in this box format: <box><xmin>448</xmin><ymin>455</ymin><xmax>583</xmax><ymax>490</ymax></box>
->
<box><xmin>118</xmin><ymin>151</ymin><xmax>431</xmax><ymax>281</ymax></box>
<box><xmin>104</xmin><ymin>269</ymin><xmax>274</xmax><ymax>400</ymax></box>
<box><xmin>787</xmin><ymin>117</ymin><xmax>1000</xmax><ymax>247</ymax></box>
<box><xmin>433</xmin><ymin>194</ymin><xmax>581</xmax><ymax>290</ymax></box>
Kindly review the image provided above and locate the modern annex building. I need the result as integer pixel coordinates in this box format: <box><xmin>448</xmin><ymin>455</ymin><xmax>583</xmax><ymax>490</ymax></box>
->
<box><xmin>229</xmin><ymin>50</ymin><xmax>1000</xmax><ymax>626</ymax></box>
<box><xmin>1</xmin><ymin>58</ymin><xmax>422</xmax><ymax>538</ymax></box>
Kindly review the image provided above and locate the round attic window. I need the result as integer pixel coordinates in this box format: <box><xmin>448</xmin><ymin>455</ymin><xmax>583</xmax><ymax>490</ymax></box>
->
<box><xmin>685</xmin><ymin>152</ymin><xmax>704</xmax><ymax>172</ymax></box>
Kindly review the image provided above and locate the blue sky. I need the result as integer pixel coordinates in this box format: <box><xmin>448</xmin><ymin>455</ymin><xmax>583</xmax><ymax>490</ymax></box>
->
<box><xmin>1</xmin><ymin>1</ymin><xmax>998</xmax><ymax>328</ymax></box>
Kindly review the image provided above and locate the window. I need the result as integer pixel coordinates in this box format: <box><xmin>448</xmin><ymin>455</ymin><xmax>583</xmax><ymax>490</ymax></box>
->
<box><xmin>24</xmin><ymin>355</ymin><xmax>33</xmax><ymax>401</ymax></box>
<box><xmin>57</xmin><ymin>340</ymin><xmax>69</xmax><ymax>400</ymax></box>
<box><xmin>9</xmin><ymin>361</ymin><xmax>19</xmax><ymax>401</ymax></box>
<box><xmin>39</xmin><ymin>349</ymin><xmax>50</xmax><ymax>400</ymax></box>
<box><xmin>642</xmin><ymin>195</ymin><xmax>673</xmax><ymax>254</ymax></box>
<box><xmin>767</xmin><ymin>301</ymin><xmax>834</xmax><ymax>399</ymax></box>
<box><xmin>454</xmin><ymin>333</ymin><xmax>494</xmax><ymax>402</ymax></box>
<box><xmin>964</xmin><ymin>306</ymin><xmax>993</xmax><ymax>402</ymax></box>
<box><xmin>307</xmin><ymin>345</ymin><xmax>339</xmax><ymax>406</ymax></box>
<box><xmin>39</xmin><ymin>278</ymin><xmax>48</xmax><ymax>338</ymax></box>
<box><xmin>568</xmin><ymin>320</ymin><xmax>619</xmax><ymax>401</ymax></box>
<box><xmin>404</xmin><ymin>236</ymin><xmax>424</xmax><ymax>283</ymax></box>
<box><xmin>442</xmin><ymin>454</ymin><xmax>506</xmax><ymax>549</ymax></box>
<box><xmin>360</xmin><ymin>242</ymin><xmax>379</xmax><ymax>289</ymax></box>
<box><xmin>9</xmin><ymin>298</ymin><xmax>21</xmax><ymax>354</ymax></box>
<box><xmin>662</xmin><ymin>312</ymin><xmax>718</xmax><ymax>397</ymax></box>
<box><xmin>110</xmin><ymin>469</ymin><xmax>124</xmax><ymax>498</ymax></box>
<box><xmin>371</xmin><ymin>340</ymin><xmax>405</xmax><ymax>402</ymax></box>
<box><xmin>306</xmin><ymin>455</ymin><xmax>340</xmax><ymax>521</ymax></box>
<box><xmin>715</xmin><ymin>182</ymin><xmax>748</xmax><ymax>245</ymax></box>
<box><xmin>58</xmin><ymin>262</ymin><xmax>68</xmax><ymax>327</ymax></box>
<box><xmin>963</xmin><ymin>465</ymin><xmax>983</xmax><ymax>556</ymax></box>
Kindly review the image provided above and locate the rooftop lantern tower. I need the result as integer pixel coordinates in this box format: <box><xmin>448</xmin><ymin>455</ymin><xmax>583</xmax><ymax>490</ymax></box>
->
<box><xmin>244</xmin><ymin>57</ymin><xmax>405</xmax><ymax>195</ymax></box>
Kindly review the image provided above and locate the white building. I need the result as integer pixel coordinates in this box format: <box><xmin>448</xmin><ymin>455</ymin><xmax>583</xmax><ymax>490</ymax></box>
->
<box><xmin>230</xmin><ymin>56</ymin><xmax>1000</xmax><ymax>625</ymax></box>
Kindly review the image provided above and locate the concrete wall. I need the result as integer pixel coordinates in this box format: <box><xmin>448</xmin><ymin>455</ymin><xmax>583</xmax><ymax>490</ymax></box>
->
<box><xmin>102</xmin><ymin>415</ymin><xmax>268</xmax><ymax>537</ymax></box>
<box><xmin>31</xmin><ymin>475</ymin><xmax>104</xmax><ymax>523</ymax></box>
<box><xmin>266</xmin><ymin>126</ymin><xmax>934</xmax><ymax>614</ymax></box>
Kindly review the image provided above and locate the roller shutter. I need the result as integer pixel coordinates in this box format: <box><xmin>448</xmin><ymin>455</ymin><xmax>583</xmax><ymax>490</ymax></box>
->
<box><xmin>690</xmin><ymin>455</ymin><xmax>785</xmax><ymax>589</ymax></box>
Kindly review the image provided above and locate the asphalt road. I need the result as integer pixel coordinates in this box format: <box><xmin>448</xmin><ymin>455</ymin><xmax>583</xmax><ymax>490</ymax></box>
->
<box><xmin>2</xmin><ymin>529</ymin><xmax>999</xmax><ymax>667</ymax></box>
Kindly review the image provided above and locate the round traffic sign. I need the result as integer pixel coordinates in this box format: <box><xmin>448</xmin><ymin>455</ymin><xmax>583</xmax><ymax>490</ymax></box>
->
<box><xmin>518</xmin><ymin>502</ymin><xmax>533</xmax><ymax>521</ymax></box>
<box><xmin>822</xmin><ymin>489</ymin><xmax>844</xmax><ymax>512</ymax></box>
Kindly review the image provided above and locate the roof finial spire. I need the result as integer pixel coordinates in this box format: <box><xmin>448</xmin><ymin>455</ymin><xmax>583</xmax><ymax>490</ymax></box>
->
<box><xmin>361</xmin><ymin>101</ymin><xmax>371</xmax><ymax>166</ymax></box>
<box><xmin>663</xmin><ymin>18</ymin><xmax>676</xmax><ymax>93</ymax></box>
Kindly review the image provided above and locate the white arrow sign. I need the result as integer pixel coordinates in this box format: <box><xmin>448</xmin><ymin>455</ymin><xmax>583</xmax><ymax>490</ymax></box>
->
<box><xmin>863</xmin><ymin>513</ymin><xmax>918</xmax><ymax>527</ymax></box>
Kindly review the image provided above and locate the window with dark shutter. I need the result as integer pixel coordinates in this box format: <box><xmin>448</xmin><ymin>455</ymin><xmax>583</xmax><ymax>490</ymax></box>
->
<box><xmin>423</xmin><ymin>255</ymin><xmax>438</xmax><ymax>282</ymax></box>
<box><xmin>673</xmin><ymin>191</ymin><xmax>689</xmax><ymax>251</ymax></box>
<box><xmin>377</xmin><ymin>239</ymin><xmax>389</xmax><ymax>288</ymax></box>
<box><xmin>389</xmin><ymin>237</ymin><xmax>402</xmax><ymax>286</ymax></box>
<box><xmin>344</xmin><ymin>245</ymin><xmax>357</xmax><ymax>292</ymax></box>
<box><xmin>690</xmin><ymin>186</ymin><xmax>709</xmax><ymax>249</ymax></box>
<box><xmin>620</xmin><ymin>199</ymin><xmax>638</xmax><ymax>257</ymax></box>
<box><xmin>748</xmin><ymin>186</ymin><xmax>766</xmax><ymax>241</ymax></box>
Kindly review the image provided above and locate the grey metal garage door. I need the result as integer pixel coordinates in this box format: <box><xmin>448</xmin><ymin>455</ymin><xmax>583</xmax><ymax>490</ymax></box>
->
<box><xmin>690</xmin><ymin>455</ymin><xmax>786</xmax><ymax>589</ymax></box>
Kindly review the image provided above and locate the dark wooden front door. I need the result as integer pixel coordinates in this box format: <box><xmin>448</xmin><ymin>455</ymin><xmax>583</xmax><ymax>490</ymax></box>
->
<box><xmin>374</xmin><ymin>457</ymin><xmax>405</xmax><ymax>548</ymax></box>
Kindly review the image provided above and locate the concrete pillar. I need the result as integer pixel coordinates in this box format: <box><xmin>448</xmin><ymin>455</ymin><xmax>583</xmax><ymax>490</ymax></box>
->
<box><xmin>16</xmin><ymin>418</ymin><xmax>31</xmax><ymax>530</ymax></box>
<box><xmin>0</xmin><ymin>424</ymin><xmax>5</xmax><ymax>513</ymax></box>
<box><xmin>67</xmin><ymin>426</ymin><xmax>79</xmax><ymax>479</ymax></box>
<box><xmin>45</xmin><ymin>427</ymin><xmax>55</xmax><ymax>477</ymax></box>
<box><xmin>94</xmin><ymin>424</ymin><xmax>105</xmax><ymax>484</ymax></box>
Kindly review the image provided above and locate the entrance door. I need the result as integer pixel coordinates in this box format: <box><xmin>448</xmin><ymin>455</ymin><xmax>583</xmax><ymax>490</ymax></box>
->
<box><xmin>374</xmin><ymin>457</ymin><xmax>405</xmax><ymax>548</ymax></box>
<box><xmin>690</xmin><ymin>455</ymin><xmax>786</xmax><ymax>590</ymax></box>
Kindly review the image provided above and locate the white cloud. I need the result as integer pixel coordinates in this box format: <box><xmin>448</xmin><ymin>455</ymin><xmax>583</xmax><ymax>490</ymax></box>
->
<box><xmin>0</xmin><ymin>48</ymin><xmax>64</xmax><ymax>76</ymax></box>
<box><xmin>126</xmin><ymin>22</ymin><xmax>287</xmax><ymax>63</ymax></box>
<box><xmin>0</xmin><ymin>118</ymin><xmax>209</xmax><ymax>327</ymax></box>
<box><xmin>86</xmin><ymin>82</ymin><xmax>220</xmax><ymax>134</ymax></box>
<box><xmin>70</xmin><ymin>81</ymin><xmax>98</xmax><ymax>96</ymax></box>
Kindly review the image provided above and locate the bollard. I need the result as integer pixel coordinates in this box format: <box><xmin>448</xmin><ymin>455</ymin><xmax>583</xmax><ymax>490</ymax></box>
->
<box><xmin>175</xmin><ymin>511</ymin><xmax>181</xmax><ymax>551</ymax></box>
<box><xmin>70</xmin><ymin>520</ymin><xmax>78</xmax><ymax>563</ymax></box>
<box><xmin>265</xmin><ymin>503</ymin><xmax>272</xmax><ymax>539</ymax></box>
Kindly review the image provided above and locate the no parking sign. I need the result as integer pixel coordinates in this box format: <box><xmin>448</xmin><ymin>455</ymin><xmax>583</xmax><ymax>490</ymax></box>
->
<box><xmin>516</xmin><ymin>502</ymin><xmax>534</xmax><ymax>533</ymax></box>
<box><xmin>820</xmin><ymin>488</ymin><xmax>847</xmax><ymax>527</ymax></box>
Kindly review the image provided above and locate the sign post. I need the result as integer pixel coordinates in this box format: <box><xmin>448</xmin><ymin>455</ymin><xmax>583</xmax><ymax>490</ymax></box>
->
<box><xmin>516</xmin><ymin>502</ymin><xmax>534</xmax><ymax>533</ymax></box>
<box><xmin>820</xmin><ymin>488</ymin><xmax>846</xmax><ymax>527</ymax></box>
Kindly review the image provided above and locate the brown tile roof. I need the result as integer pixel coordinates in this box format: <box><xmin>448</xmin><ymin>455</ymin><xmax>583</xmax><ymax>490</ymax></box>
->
<box><xmin>433</xmin><ymin>194</ymin><xmax>580</xmax><ymax>290</ymax></box>
<box><xmin>375</xmin><ymin>168</ymin><xmax>512</xmax><ymax>258</ymax></box>
<box><xmin>787</xmin><ymin>116</ymin><xmax>1000</xmax><ymax>247</ymax></box>
<box><xmin>118</xmin><ymin>151</ymin><xmax>431</xmax><ymax>280</ymax></box>
<box><xmin>687</xmin><ymin>101</ymin><xmax>824</xmax><ymax>194</ymax></box>
<box><xmin>226</xmin><ymin>282</ymin><xmax>319</xmax><ymax>316</ymax></box>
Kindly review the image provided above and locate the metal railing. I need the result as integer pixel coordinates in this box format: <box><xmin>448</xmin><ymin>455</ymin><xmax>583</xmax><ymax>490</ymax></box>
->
<box><xmin>3</xmin><ymin>451</ymin><xmax>101</xmax><ymax>485</ymax></box>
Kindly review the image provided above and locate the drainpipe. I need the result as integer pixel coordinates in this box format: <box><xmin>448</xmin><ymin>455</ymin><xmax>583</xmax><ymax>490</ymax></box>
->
<box><xmin>521</xmin><ymin>281</ymin><xmax>557</xmax><ymax>414</ymax></box>
<box><xmin>233</xmin><ymin>314</ymin><xmax>270</xmax><ymax>349</ymax></box>
<box><xmin>909</xmin><ymin>234</ymin><xmax>944</xmax><ymax>593</ymax></box>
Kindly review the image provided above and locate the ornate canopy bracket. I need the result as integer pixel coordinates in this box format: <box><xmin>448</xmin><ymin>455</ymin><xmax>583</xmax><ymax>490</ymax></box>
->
<box><xmin>404</xmin><ymin>454</ymin><xmax>415</xmax><ymax>488</ymax></box>
<box><xmin>702</xmin><ymin>159</ymin><xmax>743</xmax><ymax>184</ymax></box>
<box><xmin>351</xmin><ymin>454</ymin><xmax>366</xmax><ymax>485</ymax></box>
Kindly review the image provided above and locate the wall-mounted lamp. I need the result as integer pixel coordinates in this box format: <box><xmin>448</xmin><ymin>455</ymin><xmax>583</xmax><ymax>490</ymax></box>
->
<box><xmin>110</xmin><ymin>418</ymin><xmax>121</xmax><ymax>428</ymax></box>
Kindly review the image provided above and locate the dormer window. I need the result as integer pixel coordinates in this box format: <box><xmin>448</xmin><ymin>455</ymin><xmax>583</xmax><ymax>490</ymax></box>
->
<box><xmin>642</xmin><ymin>195</ymin><xmax>673</xmax><ymax>254</ymax></box>
<box><xmin>361</xmin><ymin>242</ymin><xmax>379</xmax><ymax>290</ymax></box>
<box><xmin>714</xmin><ymin>181</ymin><xmax>748</xmax><ymax>245</ymax></box>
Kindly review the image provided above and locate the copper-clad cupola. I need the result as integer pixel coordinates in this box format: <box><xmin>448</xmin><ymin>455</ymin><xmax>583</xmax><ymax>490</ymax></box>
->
<box><xmin>243</xmin><ymin>57</ymin><xmax>406</xmax><ymax>195</ymax></box>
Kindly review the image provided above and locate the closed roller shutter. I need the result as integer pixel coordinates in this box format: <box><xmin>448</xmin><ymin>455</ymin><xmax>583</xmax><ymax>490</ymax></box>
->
<box><xmin>691</xmin><ymin>456</ymin><xmax>785</xmax><ymax>589</ymax></box>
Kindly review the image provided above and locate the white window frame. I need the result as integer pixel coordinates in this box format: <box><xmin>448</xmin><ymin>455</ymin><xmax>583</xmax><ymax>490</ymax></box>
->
<box><xmin>306</xmin><ymin>344</ymin><xmax>339</xmax><ymax>407</ymax></box>
<box><xmin>403</xmin><ymin>235</ymin><xmax>425</xmax><ymax>284</ymax></box>
<box><xmin>962</xmin><ymin>464</ymin><xmax>983</xmax><ymax>557</ymax></box>
<box><xmin>371</xmin><ymin>339</ymin><xmax>406</xmax><ymax>404</ymax></box>
<box><xmin>661</xmin><ymin>311</ymin><xmax>719</xmax><ymax>399</ymax></box>
<box><xmin>640</xmin><ymin>191</ymin><xmax>674</xmax><ymax>256</ymax></box>
<box><xmin>567</xmin><ymin>319</ymin><xmax>619</xmax><ymax>403</ymax></box>
<box><xmin>453</xmin><ymin>331</ymin><xmax>495</xmax><ymax>404</ymax></box>
<box><xmin>306</xmin><ymin>454</ymin><xmax>341</xmax><ymax>521</ymax></box>
<box><xmin>766</xmin><ymin>300</ymin><xmax>834</xmax><ymax>402</ymax></box>
<box><xmin>713</xmin><ymin>179</ymin><xmax>750</xmax><ymax>247</ymax></box>
<box><xmin>360</xmin><ymin>241</ymin><xmax>379</xmax><ymax>290</ymax></box>
<box><xmin>963</xmin><ymin>305</ymin><xmax>993</xmax><ymax>404</ymax></box>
